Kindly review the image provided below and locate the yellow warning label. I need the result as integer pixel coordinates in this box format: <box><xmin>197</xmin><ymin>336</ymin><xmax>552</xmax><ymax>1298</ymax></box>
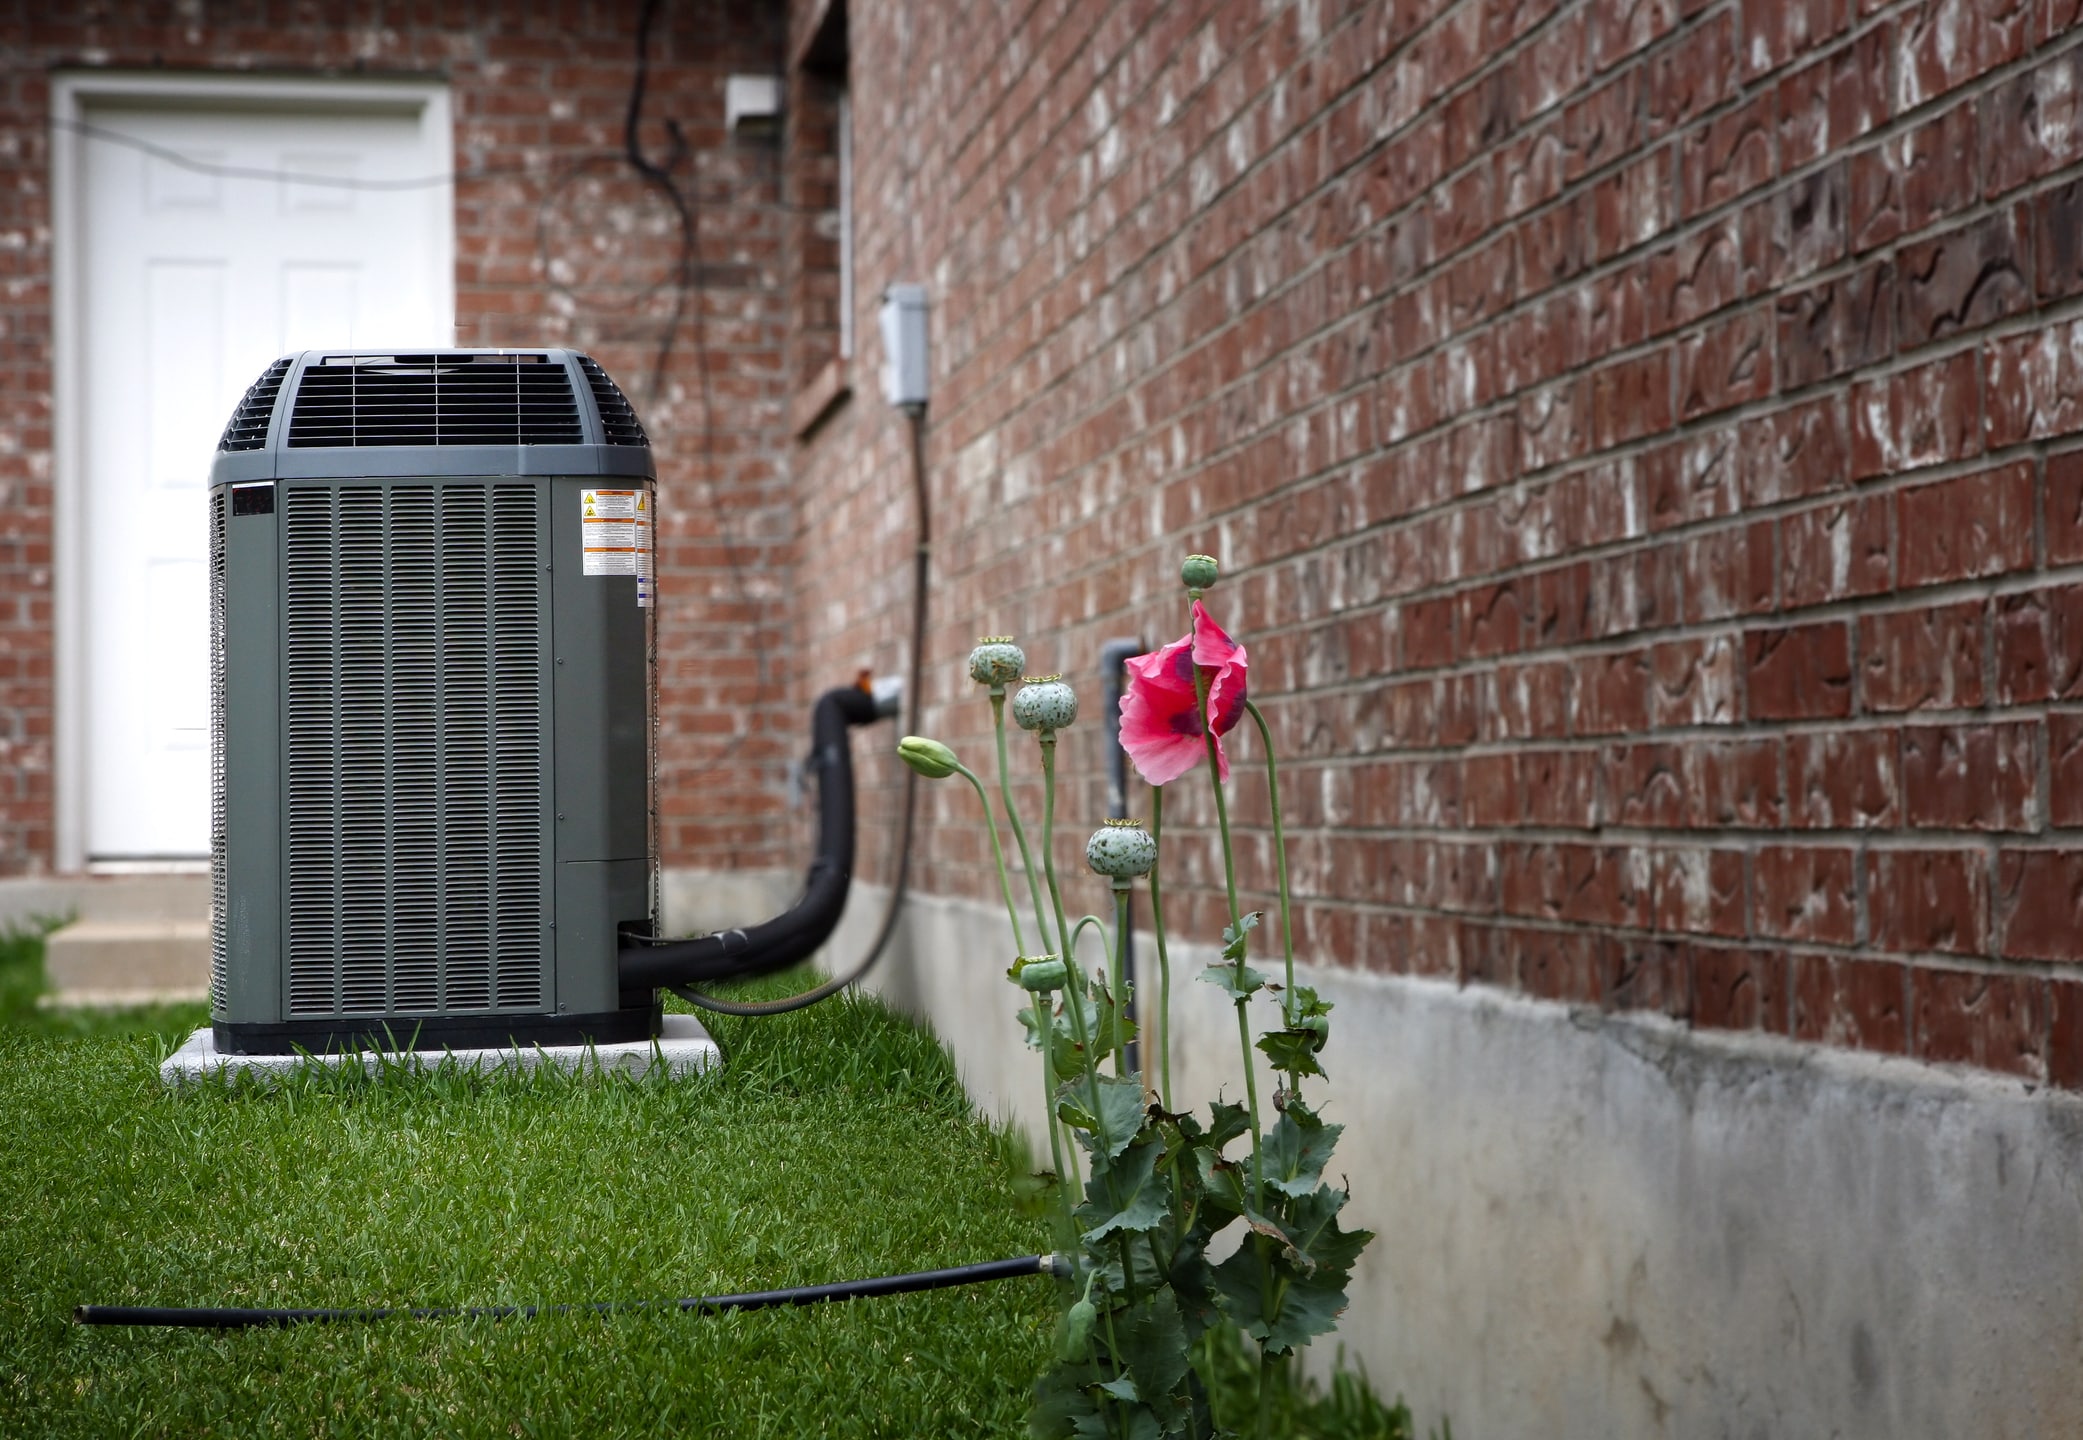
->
<box><xmin>581</xmin><ymin>488</ymin><xmax>653</xmax><ymax>583</ymax></box>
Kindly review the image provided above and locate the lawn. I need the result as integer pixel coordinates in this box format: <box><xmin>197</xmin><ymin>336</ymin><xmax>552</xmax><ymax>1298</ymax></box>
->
<box><xmin>0</xmin><ymin>927</ymin><xmax>1420</xmax><ymax>1439</ymax></box>
<box><xmin>0</xmin><ymin>930</ymin><xmax>1056</xmax><ymax>1438</ymax></box>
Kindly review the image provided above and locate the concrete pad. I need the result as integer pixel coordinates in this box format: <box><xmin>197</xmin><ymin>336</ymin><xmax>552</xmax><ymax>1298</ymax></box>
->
<box><xmin>160</xmin><ymin>1012</ymin><xmax>722</xmax><ymax>1087</ymax></box>
<box><xmin>39</xmin><ymin>987</ymin><xmax>208</xmax><ymax>1009</ymax></box>
<box><xmin>46</xmin><ymin>918</ymin><xmax>210</xmax><ymax>998</ymax></box>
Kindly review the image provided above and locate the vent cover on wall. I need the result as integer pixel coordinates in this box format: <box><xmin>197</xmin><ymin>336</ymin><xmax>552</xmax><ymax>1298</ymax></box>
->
<box><xmin>284</xmin><ymin>353</ymin><xmax>585</xmax><ymax>448</ymax></box>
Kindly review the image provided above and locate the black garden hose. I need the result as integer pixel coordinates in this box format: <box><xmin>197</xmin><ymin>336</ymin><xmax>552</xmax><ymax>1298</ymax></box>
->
<box><xmin>76</xmin><ymin>1253</ymin><xmax>1063</xmax><ymax>1330</ymax></box>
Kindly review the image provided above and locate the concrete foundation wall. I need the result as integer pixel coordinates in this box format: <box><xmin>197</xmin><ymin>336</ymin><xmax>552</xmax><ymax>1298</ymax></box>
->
<box><xmin>833</xmin><ymin>885</ymin><xmax>2083</xmax><ymax>1440</ymax></box>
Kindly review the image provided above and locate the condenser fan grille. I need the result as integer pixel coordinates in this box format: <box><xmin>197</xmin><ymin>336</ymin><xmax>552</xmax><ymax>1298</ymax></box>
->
<box><xmin>576</xmin><ymin>355</ymin><xmax>648</xmax><ymax>445</ymax></box>
<box><xmin>281</xmin><ymin>482</ymin><xmax>550</xmax><ymax>1018</ymax></box>
<box><xmin>219</xmin><ymin>358</ymin><xmax>293</xmax><ymax>451</ymax></box>
<box><xmin>285</xmin><ymin>355</ymin><xmax>584</xmax><ymax>448</ymax></box>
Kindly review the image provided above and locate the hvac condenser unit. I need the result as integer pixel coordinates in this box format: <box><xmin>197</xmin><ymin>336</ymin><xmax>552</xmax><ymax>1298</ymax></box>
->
<box><xmin>207</xmin><ymin>350</ymin><xmax>660</xmax><ymax>1055</ymax></box>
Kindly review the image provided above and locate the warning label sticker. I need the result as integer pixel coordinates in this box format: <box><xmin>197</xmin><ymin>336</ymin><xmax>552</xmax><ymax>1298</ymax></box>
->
<box><xmin>581</xmin><ymin>488</ymin><xmax>653</xmax><ymax>602</ymax></box>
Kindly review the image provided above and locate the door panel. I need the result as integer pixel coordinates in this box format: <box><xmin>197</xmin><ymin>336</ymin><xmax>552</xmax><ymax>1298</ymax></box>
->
<box><xmin>81</xmin><ymin>101</ymin><xmax>452</xmax><ymax>859</ymax></box>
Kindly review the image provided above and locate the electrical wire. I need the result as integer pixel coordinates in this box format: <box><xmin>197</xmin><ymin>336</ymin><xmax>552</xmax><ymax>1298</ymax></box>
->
<box><xmin>670</xmin><ymin>405</ymin><xmax>931</xmax><ymax>1017</ymax></box>
<box><xmin>75</xmin><ymin>1253</ymin><xmax>1062</xmax><ymax>1330</ymax></box>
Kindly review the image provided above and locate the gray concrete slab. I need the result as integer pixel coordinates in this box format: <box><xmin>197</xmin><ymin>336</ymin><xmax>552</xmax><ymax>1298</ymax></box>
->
<box><xmin>159</xmin><ymin>1012</ymin><xmax>720</xmax><ymax>1086</ymax></box>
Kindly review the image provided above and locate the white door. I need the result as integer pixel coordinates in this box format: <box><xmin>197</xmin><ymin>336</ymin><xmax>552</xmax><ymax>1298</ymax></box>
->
<box><xmin>77</xmin><ymin>99</ymin><xmax>452</xmax><ymax>861</ymax></box>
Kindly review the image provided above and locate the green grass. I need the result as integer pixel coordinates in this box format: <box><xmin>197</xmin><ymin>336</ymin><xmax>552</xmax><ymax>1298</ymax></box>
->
<box><xmin>0</xmin><ymin>929</ymin><xmax>1428</xmax><ymax>1438</ymax></box>
<box><xmin>0</xmin><ymin>935</ymin><xmax>1055</xmax><ymax>1438</ymax></box>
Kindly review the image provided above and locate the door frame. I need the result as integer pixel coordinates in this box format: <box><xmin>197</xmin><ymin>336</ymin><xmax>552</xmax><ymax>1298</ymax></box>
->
<box><xmin>49</xmin><ymin>70</ymin><xmax>454</xmax><ymax>872</ymax></box>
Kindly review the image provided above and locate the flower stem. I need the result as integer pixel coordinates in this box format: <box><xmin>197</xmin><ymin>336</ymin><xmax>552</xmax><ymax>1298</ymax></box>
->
<box><xmin>955</xmin><ymin>763</ymin><xmax>1025</xmax><ymax>955</ymax></box>
<box><xmin>992</xmin><ymin>690</ymin><xmax>1054</xmax><ymax>954</ymax></box>
<box><xmin>1146</xmin><ymin>785</ymin><xmax>1174</xmax><ymax>1111</ymax></box>
<box><xmin>1040</xmin><ymin>736</ymin><xmax>1106</xmax><ymax>1141</ymax></box>
<box><xmin>1111</xmin><ymin>883</ymin><xmax>1131</xmax><ymax>1077</ymax></box>
<box><xmin>1035</xmin><ymin>1000</ymin><xmax>1075</xmax><ymax>1235</ymax></box>
<box><xmin>1189</xmin><ymin>658</ymin><xmax>1263</xmax><ymax>1207</ymax></box>
<box><xmin>1243</xmin><ymin>700</ymin><xmax>1297</xmax><ymax>1028</ymax></box>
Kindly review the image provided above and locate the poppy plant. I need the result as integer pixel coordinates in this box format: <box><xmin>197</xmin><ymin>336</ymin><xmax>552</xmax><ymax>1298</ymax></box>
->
<box><xmin>1118</xmin><ymin>600</ymin><xmax>1249</xmax><ymax>786</ymax></box>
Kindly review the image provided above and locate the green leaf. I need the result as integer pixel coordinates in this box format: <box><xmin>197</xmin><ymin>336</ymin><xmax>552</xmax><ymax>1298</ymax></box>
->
<box><xmin>1262</xmin><ymin>1108</ymin><xmax>1342</xmax><ymax>1199</ymax></box>
<box><xmin>1256</xmin><ymin>1028</ymin><xmax>1327</xmax><ymax>1078</ymax></box>
<box><xmin>1192</xmin><ymin>1146</ymin><xmax>1249</xmax><ymax>1222</ymax></box>
<box><xmin>1255</xmin><ymin>1265</ymin><xmax>1354</xmax><ymax>1356</ymax></box>
<box><xmin>1031</xmin><ymin>1363</ymin><xmax>1103</xmax><ymax>1439</ymax></box>
<box><xmin>1205</xmin><ymin>1100</ymin><xmax>1252</xmax><ymax>1149</ymax></box>
<box><xmin>1078</xmin><ymin>1140</ymin><xmax>1169</xmax><ymax>1241</ymax></box>
<box><xmin>1063</xmin><ymin>1074</ymin><xmax>1149</xmax><ymax>1159</ymax></box>
<box><xmin>1287</xmin><ymin>983</ymin><xmax>1334</xmax><ymax>1020</ymax></box>
<box><xmin>1220</xmin><ymin>910</ymin><xmax>1263</xmax><ymax>958</ymax></box>
<box><xmin>1197</xmin><ymin>961</ymin><xmax>1268</xmax><ymax>1002</ymax></box>
<box><xmin>1096</xmin><ymin>1376</ymin><xmax>1140</xmax><ymax>1403</ymax></box>
<box><xmin>1114</xmin><ymin>1289</ymin><xmax>1191</xmax><ymax>1407</ymax></box>
<box><xmin>1279</xmin><ymin>1184</ymin><xmax>1373</xmax><ymax>1280</ymax></box>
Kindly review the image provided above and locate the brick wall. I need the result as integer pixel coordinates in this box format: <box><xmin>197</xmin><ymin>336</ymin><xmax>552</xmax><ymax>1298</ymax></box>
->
<box><xmin>0</xmin><ymin>0</ymin><xmax>796</xmax><ymax>877</ymax></box>
<box><xmin>798</xmin><ymin>0</ymin><xmax>2083</xmax><ymax>1087</ymax></box>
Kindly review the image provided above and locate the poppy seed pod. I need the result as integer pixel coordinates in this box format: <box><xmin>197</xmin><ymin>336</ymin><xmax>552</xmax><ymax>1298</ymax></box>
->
<box><xmin>1085</xmin><ymin>819</ymin><xmax>1157</xmax><ymax>880</ymax></box>
<box><xmin>896</xmin><ymin>735</ymin><xmax>961</xmax><ymax>779</ymax></box>
<box><xmin>967</xmin><ymin>637</ymin><xmax>1026</xmax><ymax>687</ymax></box>
<box><xmin>1181</xmin><ymin>553</ymin><xmax>1219</xmax><ymax>592</ymax></box>
<box><xmin>1014</xmin><ymin>955</ymin><xmax>1070</xmax><ymax>991</ymax></box>
<box><xmin>1012</xmin><ymin>675</ymin><xmax>1078</xmax><ymax>733</ymax></box>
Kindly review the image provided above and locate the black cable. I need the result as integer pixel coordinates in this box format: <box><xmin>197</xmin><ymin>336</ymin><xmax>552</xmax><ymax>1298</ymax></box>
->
<box><xmin>670</xmin><ymin>405</ymin><xmax>930</xmax><ymax>1017</ymax></box>
<box><xmin>75</xmin><ymin>1253</ymin><xmax>1061</xmax><ymax>1330</ymax></box>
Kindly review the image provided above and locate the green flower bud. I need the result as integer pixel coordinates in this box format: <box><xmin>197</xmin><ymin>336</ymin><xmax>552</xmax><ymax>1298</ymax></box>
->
<box><xmin>1011</xmin><ymin>675</ymin><xmax>1078</xmax><ymax>733</ymax></box>
<box><xmin>967</xmin><ymin>636</ymin><xmax>1026</xmax><ymax>687</ymax></box>
<box><xmin>1012</xmin><ymin>955</ymin><xmax>1069</xmax><ymax>991</ymax></box>
<box><xmin>1085</xmin><ymin>819</ymin><xmax>1156</xmax><ymax>880</ymax></box>
<box><xmin>896</xmin><ymin>735</ymin><xmax>960</xmax><ymax>779</ymax></box>
<box><xmin>1181</xmin><ymin>553</ymin><xmax>1219</xmax><ymax>592</ymax></box>
<box><xmin>1058</xmin><ymin>1297</ymin><xmax>1098</xmax><ymax>1361</ymax></box>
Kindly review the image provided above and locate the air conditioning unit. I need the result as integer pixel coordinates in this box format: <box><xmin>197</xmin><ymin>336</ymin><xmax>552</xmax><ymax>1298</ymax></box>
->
<box><xmin>207</xmin><ymin>349</ymin><xmax>660</xmax><ymax>1055</ymax></box>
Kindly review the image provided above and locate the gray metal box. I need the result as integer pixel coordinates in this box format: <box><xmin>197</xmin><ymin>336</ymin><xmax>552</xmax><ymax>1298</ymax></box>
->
<box><xmin>205</xmin><ymin>350</ymin><xmax>659</xmax><ymax>1054</ymax></box>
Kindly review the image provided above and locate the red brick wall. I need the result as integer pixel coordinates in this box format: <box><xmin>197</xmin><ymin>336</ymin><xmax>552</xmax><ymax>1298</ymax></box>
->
<box><xmin>0</xmin><ymin>0</ymin><xmax>797</xmax><ymax>877</ymax></box>
<box><xmin>799</xmin><ymin>0</ymin><xmax>2083</xmax><ymax>1086</ymax></box>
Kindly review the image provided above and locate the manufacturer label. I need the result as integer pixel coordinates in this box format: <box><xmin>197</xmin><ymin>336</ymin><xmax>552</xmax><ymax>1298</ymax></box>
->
<box><xmin>581</xmin><ymin>488</ymin><xmax>653</xmax><ymax>607</ymax></box>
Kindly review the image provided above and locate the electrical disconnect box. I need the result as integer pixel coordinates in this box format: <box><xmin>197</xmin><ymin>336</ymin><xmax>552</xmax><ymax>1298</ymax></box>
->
<box><xmin>206</xmin><ymin>349</ymin><xmax>660</xmax><ymax>1054</ymax></box>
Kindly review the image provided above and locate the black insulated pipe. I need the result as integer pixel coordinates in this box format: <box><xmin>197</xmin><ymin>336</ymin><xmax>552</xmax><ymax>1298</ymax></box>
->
<box><xmin>75</xmin><ymin>1254</ymin><xmax>1062</xmax><ymax>1330</ymax></box>
<box><xmin>619</xmin><ymin>683</ymin><xmax>881</xmax><ymax>990</ymax></box>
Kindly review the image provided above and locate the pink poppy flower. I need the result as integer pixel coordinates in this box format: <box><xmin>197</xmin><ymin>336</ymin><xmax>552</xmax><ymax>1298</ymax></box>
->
<box><xmin>1119</xmin><ymin>600</ymin><xmax>1249</xmax><ymax>786</ymax></box>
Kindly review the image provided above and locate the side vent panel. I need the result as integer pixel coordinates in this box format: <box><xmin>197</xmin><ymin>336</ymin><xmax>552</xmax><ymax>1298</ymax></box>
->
<box><xmin>219</xmin><ymin>358</ymin><xmax>292</xmax><ymax>451</ymax></box>
<box><xmin>285</xmin><ymin>355</ymin><xmax>584</xmax><ymax>448</ymax></box>
<box><xmin>282</xmin><ymin>482</ymin><xmax>549</xmax><ymax>1018</ymax></box>
<box><xmin>208</xmin><ymin>491</ymin><xmax>228</xmax><ymax>1013</ymax></box>
<box><xmin>576</xmin><ymin>355</ymin><xmax>649</xmax><ymax>445</ymax></box>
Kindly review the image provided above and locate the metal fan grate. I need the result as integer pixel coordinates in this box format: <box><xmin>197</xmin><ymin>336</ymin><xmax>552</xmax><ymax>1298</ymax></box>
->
<box><xmin>285</xmin><ymin>354</ymin><xmax>583</xmax><ymax>448</ymax></box>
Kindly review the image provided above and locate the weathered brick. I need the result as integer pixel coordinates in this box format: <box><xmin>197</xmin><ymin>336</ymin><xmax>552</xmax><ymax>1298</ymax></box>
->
<box><xmin>1776</xmin><ymin>20</ymin><xmax>1890</xmax><ymax>168</ymax></box>
<box><xmin>1791</xmin><ymin>954</ymin><xmax>1909</xmax><ymax>1053</ymax></box>
<box><xmin>1755</xmin><ymin>845</ymin><xmax>1859</xmax><ymax>943</ymax></box>
<box><xmin>1847</xmin><ymin>100</ymin><xmax>1976</xmax><ymax>254</ymax></box>
<box><xmin>1901</xmin><ymin>721</ymin><xmax>2040</xmax><ymax>831</ymax></box>
<box><xmin>1681</xmin><ymin>91</ymin><xmax>1778</xmax><ymax>218</ymax></box>
<box><xmin>1786</xmin><ymin>727</ymin><xmax>1901</xmax><ymax>830</ymax></box>
<box><xmin>1692</xmin><ymin>944</ymin><xmax>1786</xmax><ymax>1031</ymax></box>
<box><xmin>1868</xmin><ymin>849</ymin><xmax>1992</xmax><ymax>955</ymax></box>
<box><xmin>1983</xmin><ymin>318</ymin><xmax>2083</xmax><ymax>447</ymax></box>
<box><xmin>1676</xmin><ymin>307</ymin><xmax>1774</xmax><ymax>420</ymax></box>
<box><xmin>1740</xmin><ymin>396</ymin><xmax>1850</xmax><ymax>506</ymax></box>
<box><xmin>1780</xmin><ymin>494</ymin><xmax>1892</xmax><ymax>608</ymax></box>
<box><xmin>1858</xmin><ymin>601</ymin><xmax>1986</xmax><ymax>713</ymax></box>
<box><xmin>1650</xmin><ymin>845</ymin><xmax>1746</xmax><ymax>936</ymax></box>
<box><xmin>1896</xmin><ymin>0</ymin><xmax>2032</xmax><ymax>113</ymax></box>
<box><xmin>1994</xmin><ymin>584</ymin><xmax>2083</xmax><ymax>703</ymax></box>
<box><xmin>1998</xmin><ymin>849</ymin><xmax>2083</xmax><ymax>961</ymax></box>
<box><xmin>1646</xmin><ymin>7</ymin><xmax>1740</xmax><ymax>138</ymax></box>
<box><xmin>1749</xmin><ymin>621</ymin><xmax>1855</xmax><ymax>720</ymax></box>
<box><xmin>1776</xmin><ymin>261</ymin><xmax>1895</xmax><ymax>389</ymax></box>
<box><xmin>1848</xmin><ymin>350</ymin><xmax>1981</xmax><ymax>478</ymax></box>
<box><xmin>2051</xmin><ymin>714</ymin><xmax>2083</xmax><ymax>827</ymax></box>
<box><xmin>1978</xmin><ymin>45</ymin><xmax>2083</xmax><ymax>198</ymax></box>
<box><xmin>2031</xmin><ymin>179</ymin><xmax>2083</xmax><ymax>303</ymax></box>
<box><xmin>1896</xmin><ymin>209</ymin><xmax>2035</xmax><ymax>352</ymax></box>
<box><xmin>2051</xmin><ymin>978</ymin><xmax>2083</xmax><ymax>1088</ymax></box>
<box><xmin>1896</xmin><ymin>461</ymin><xmax>2037</xmax><ymax>590</ymax></box>
<box><xmin>1912</xmin><ymin>967</ymin><xmax>2045</xmax><ymax>1078</ymax></box>
<box><xmin>1684</xmin><ymin>519</ymin><xmax>1778</xmax><ymax>622</ymax></box>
